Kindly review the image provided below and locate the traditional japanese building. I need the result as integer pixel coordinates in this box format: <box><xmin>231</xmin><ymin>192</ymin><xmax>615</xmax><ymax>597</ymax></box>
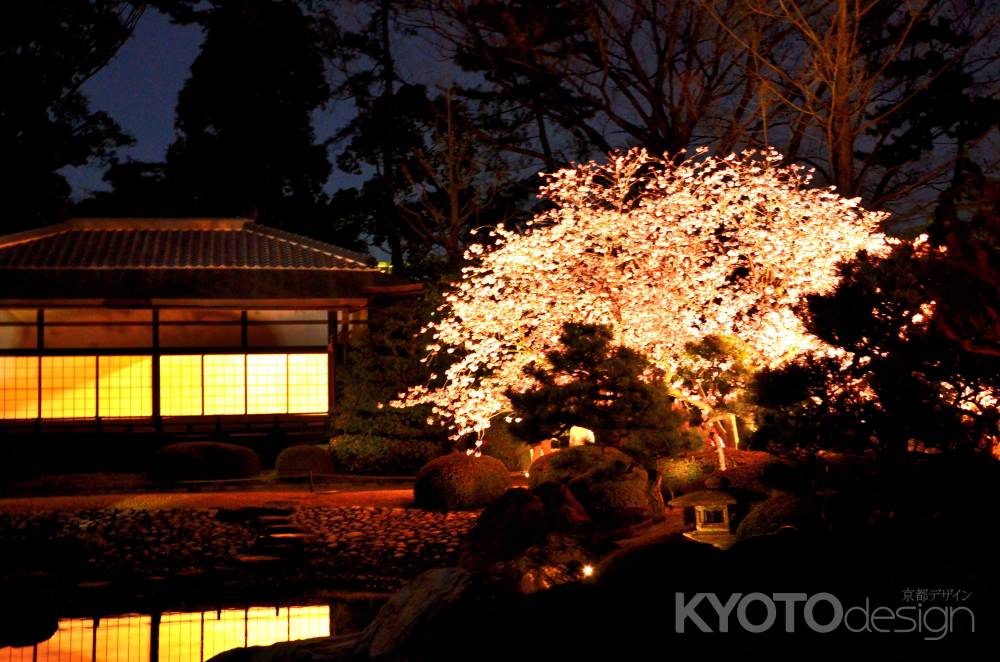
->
<box><xmin>0</xmin><ymin>218</ymin><xmax>419</xmax><ymax>439</ymax></box>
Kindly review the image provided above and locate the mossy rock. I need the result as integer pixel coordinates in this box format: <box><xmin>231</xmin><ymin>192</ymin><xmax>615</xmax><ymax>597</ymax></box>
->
<box><xmin>528</xmin><ymin>446</ymin><xmax>655</xmax><ymax>524</ymax></box>
<box><xmin>153</xmin><ymin>442</ymin><xmax>261</xmax><ymax>481</ymax></box>
<box><xmin>275</xmin><ymin>444</ymin><xmax>335</xmax><ymax>477</ymax></box>
<box><xmin>568</xmin><ymin>464</ymin><xmax>651</xmax><ymax>521</ymax></box>
<box><xmin>414</xmin><ymin>453</ymin><xmax>512</xmax><ymax>510</ymax></box>
<box><xmin>527</xmin><ymin>446</ymin><xmax>634</xmax><ymax>488</ymax></box>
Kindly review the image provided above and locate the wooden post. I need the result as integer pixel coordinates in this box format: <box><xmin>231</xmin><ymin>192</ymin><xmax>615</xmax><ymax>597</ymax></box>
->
<box><xmin>152</xmin><ymin>309</ymin><xmax>161</xmax><ymax>433</ymax></box>
<box><xmin>327</xmin><ymin>311</ymin><xmax>336</xmax><ymax>409</ymax></box>
<box><xmin>150</xmin><ymin>612</ymin><xmax>161</xmax><ymax>662</ymax></box>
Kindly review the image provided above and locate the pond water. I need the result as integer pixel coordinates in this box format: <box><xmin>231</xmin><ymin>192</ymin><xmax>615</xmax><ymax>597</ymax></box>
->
<box><xmin>1</xmin><ymin>600</ymin><xmax>367</xmax><ymax>662</ymax></box>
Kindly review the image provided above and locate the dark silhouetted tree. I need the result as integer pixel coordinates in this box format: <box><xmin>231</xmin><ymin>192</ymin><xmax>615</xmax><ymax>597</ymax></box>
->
<box><xmin>0</xmin><ymin>1</ymin><xmax>140</xmax><ymax>231</ymax></box>
<box><xmin>332</xmin><ymin>82</ymin><xmax>526</xmax><ymax>277</ymax></box>
<box><xmin>324</xmin><ymin>1</ymin><xmax>529</xmax><ymax>277</ymax></box>
<box><xmin>753</xmin><ymin>185</ymin><xmax>1000</xmax><ymax>457</ymax></box>
<box><xmin>323</xmin><ymin>0</ymin><xmax>411</xmax><ymax>270</ymax></box>
<box><xmin>163</xmin><ymin>0</ymin><xmax>332</xmax><ymax>235</ymax></box>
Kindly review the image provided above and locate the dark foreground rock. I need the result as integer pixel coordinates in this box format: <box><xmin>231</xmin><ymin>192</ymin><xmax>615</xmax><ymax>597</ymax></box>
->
<box><xmin>210</xmin><ymin>568</ymin><xmax>477</xmax><ymax>662</ymax></box>
<box><xmin>210</xmin><ymin>527</ymin><xmax>996</xmax><ymax>662</ymax></box>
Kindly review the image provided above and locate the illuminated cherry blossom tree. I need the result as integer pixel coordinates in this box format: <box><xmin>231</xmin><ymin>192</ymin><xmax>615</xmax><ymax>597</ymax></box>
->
<box><xmin>393</xmin><ymin>147</ymin><xmax>892</xmax><ymax>442</ymax></box>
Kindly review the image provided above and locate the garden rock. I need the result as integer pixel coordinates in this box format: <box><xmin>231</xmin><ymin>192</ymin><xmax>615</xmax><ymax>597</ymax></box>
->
<box><xmin>568</xmin><ymin>462</ymin><xmax>652</xmax><ymax>522</ymax></box>
<box><xmin>491</xmin><ymin>534</ymin><xmax>591</xmax><ymax>594</ymax></box>
<box><xmin>362</xmin><ymin>568</ymin><xmax>476</xmax><ymax>658</ymax></box>
<box><xmin>735</xmin><ymin>493</ymin><xmax>824</xmax><ymax>540</ymax></box>
<box><xmin>533</xmin><ymin>481</ymin><xmax>591</xmax><ymax>532</ymax></box>
<box><xmin>459</xmin><ymin>488</ymin><xmax>546</xmax><ymax>568</ymax></box>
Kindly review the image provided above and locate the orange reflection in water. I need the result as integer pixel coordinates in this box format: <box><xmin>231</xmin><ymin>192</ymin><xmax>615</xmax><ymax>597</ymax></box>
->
<box><xmin>1</xmin><ymin>606</ymin><xmax>329</xmax><ymax>662</ymax></box>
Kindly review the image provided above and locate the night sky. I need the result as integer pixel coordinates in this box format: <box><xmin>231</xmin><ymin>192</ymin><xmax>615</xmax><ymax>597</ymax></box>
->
<box><xmin>62</xmin><ymin>7</ymin><xmax>390</xmax><ymax>201</ymax></box>
<box><xmin>62</xmin><ymin>10</ymin><xmax>200</xmax><ymax>199</ymax></box>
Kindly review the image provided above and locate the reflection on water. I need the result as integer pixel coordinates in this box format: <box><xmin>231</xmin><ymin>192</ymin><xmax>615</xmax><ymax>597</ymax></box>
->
<box><xmin>2</xmin><ymin>606</ymin><xmax>329</xmax><ymax>662</ymax></box>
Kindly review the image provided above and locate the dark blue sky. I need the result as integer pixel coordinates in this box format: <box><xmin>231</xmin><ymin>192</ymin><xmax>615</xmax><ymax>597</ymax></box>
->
<box><xmin>62</xmin><ymin>8</ymin><xmax>366</xmax><ymax>201</ymax></box>
<box><xmin>62</xmin><ymin>10</ymin><xmax>201</xmax><ymax>198</ymax></box>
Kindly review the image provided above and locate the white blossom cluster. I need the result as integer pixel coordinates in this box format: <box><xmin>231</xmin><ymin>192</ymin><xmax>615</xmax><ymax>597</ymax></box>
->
<box><xmin>393</xmin><ymin>148</ymin><xmax>892</xmax><ymax>440</ymax></box>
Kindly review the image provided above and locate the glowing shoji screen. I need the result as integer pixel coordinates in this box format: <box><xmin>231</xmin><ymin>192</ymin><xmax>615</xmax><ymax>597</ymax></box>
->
<box><xmin>98</xmin><ymin>355</ymin><xmax>153</xmax><ymax>418</ymax></box>
<box><xmin>40</xmin><ymin>356</ymin><xmax>97</xmax><ymax>419</ymax></box>
<box><xmin>288</xmin><ymin>354</ymin><xmax>328</xmax><ymax>413</ymax></box>
<box><xmin>160</xmin><ymin>355</ymin><xmax>203</xmax><ymax>416</ymax></box>
<box><xmin>203</xmin><ymin>354</ymin><xmax>246</xmax><ymax>415</ymax></box>
<box><xmin>247</xmin><ymin>354</ymin><xmax>288</xmax><ymax>414</ymax></box>
<box><xmin>0</xmin><ymin>356</ymin><xmax>38</xmax><ymax>419</ymax></box>
<box><xmin>1</xmin><ymin>352</ymin><xmax>330</xmax><ymax>421</ymax></box>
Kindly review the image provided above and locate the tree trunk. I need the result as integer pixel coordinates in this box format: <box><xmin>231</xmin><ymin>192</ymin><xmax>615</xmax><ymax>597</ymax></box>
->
<box><xmin>379</xmin><ymin>0</ymin><xmax>403</xmax><ymax>272</ymax></box>
<box><xmin>646</xmin><ymin>470</ymin><xmax>666</xmax><ymax>518</ymax></box>
<box><xmin>829</xmin><ymin>0</ymin><xmax>856</xmax><ymax>196</ymax></box>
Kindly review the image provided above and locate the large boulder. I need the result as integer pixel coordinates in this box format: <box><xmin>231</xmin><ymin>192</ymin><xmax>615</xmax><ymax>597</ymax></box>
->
<box><xmin>363</xmin><ymin>568</ymin><xmax>477</xmax><ymax>658</ymax></box>
<box><xmin>568</xmin><ymin>463</ymin><xmax>652</xmax><ymax>524</ymax></box>
<box><xmin>274</xmin><ymin>444</ymin><xmax>334</xmax><ymax>477</ymax></box>
<box><xmin>462</xmin><ymin>483</ymin><xmax>595</xmax><ymax>591</ymax></box>
<box><xmin>460</xmin><ymin>488</ymin><xmax>547</xmax><ymax>568</ymax></box>
<box><xmin>413</xmin><ymin>453</ymin><xmax>512</xmax><ymax>510</ymax></box>
<box><xmin>533</xmin><ymin>481</ymin><xmax>592</xmax><ymax>533</ymax></box>
<box><xmin>208</xmin><ymin>568</ymin><xmax>479</xmax><ymax>662</ymax></box>
<box><xmin>152</xmin><ymin>442</ymin><xmax>261</xmax><ymax>481</ymax></box>
<box><xmin>735</xmin><ymin>493</ymin><xmax>824</xmax><ymax>540</ymax></box>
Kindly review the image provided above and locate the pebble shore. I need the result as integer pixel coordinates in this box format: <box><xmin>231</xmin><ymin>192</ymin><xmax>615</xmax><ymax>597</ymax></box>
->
<box><xmin>0</xmin><ymin>505</ymin><xmax>480</xmax><ymax>594</ymax></box>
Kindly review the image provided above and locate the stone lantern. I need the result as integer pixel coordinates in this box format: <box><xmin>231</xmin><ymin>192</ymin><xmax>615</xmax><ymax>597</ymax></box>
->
<box><xmin>668</xmin><ymin>486</ymin><xmax>738</xmax><ymax>550</ymax></box>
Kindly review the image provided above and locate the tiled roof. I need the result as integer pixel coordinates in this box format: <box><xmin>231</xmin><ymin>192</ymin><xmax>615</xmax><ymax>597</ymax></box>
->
<box><xmin>0</xmin><ymin>218</ymin><xmax>376</xmax><ymax>270</ymax></box>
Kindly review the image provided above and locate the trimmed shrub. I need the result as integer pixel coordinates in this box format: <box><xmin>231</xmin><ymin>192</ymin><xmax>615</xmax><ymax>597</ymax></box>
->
<box><xmin>275</xmin><ymin>444</ymin><xmax>335</xmax><ymax>477</ymax></box>
<box><xmin>153</xmin><ymin>442</ymin><xmax>261</xmax><ymax>481</ymax></box>
<box><xmin>414</xmin><ymin>453</ymin><xmax>512</xmax><ymax>510</ymax></box>
<box><xmin>735</xmin><ymin>493</ymin><xmax>824</xmax><ymax>540</ymax></box>
<box><xmin>328</xmin><ymin>435</ymin><xmax>446</xmax><ymax>475</ymax></box>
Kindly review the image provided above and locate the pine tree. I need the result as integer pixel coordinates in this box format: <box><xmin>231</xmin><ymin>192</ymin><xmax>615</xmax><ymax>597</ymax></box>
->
<box><xmin>507</xmin><ymin>323</ymin><xmax>700</xmax><ymax>467</ymax></box>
